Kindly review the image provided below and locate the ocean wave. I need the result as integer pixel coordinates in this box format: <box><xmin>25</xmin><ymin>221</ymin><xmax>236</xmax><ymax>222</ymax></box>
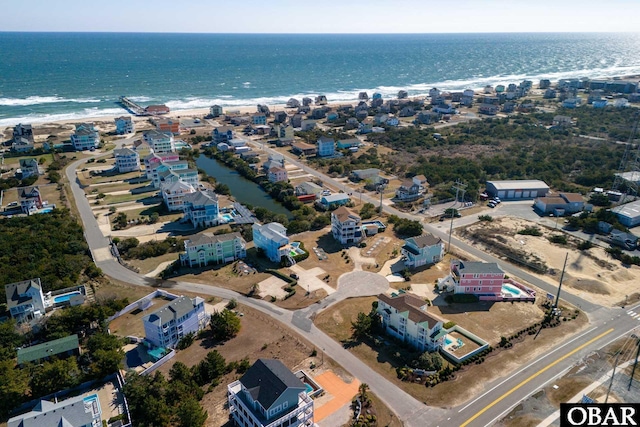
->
<box><xmin>127</xmin><ymin>96</ymin><xmax>154</xmax><ymax>103</ymax></box>
<box><xmin>0</xmin><ymin>107</ymin><xmax>124</xmax><ymax>127</ymax></box>
<box><xmin>0</xmin><ymin>96</ymin><xmax>101</xmax><ymax>106</ymax></box>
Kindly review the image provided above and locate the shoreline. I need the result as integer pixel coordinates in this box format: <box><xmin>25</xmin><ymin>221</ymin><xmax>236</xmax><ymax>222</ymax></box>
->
<box><xmin>2</xmin><ymin>73</ymin><xmax>639</xmax><ymax>131</ymax></box>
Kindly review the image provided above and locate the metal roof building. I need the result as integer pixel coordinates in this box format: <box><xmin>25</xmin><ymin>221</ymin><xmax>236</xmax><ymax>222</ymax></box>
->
<box><xmin>613</xmin><ymin>199</ymin><xmax>640</xmax><ymax>227</ymax></box>
<box><xmin>485</xmin><ymin>180</ymin><xmax>550</xmax><ymax>200</ymax></box>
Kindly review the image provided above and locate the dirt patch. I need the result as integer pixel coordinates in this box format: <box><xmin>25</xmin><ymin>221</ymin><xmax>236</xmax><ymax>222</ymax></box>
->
<box><xmin>458</xmin><ymin>216</ymin><xmax>640</xmax><ymax>307</ymax></box>
<box><xmin>274</xmin><ymin>287</ymin><xmax>328</xmax><ymax>310</ymax></box>
<box><xmin>176</xmin><ymin>262</ymin><xmax>271</xmax><ymax>296</ymax></box>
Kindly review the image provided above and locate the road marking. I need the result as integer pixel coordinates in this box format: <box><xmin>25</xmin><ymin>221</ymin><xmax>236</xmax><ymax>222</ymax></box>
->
<box><xmin>459</xmin><ymin>328</ymin><xmax>613</xmax><ymax>427</ymax></box>
<box><xmin>628</xmin><ymin>310</ymin><xmax>634</xmax><ymax>315</ymax></box>
<box><xmin>457</xmin><ymin>327</ymin><xmax>598</xmax><ymax>413</ymax></box>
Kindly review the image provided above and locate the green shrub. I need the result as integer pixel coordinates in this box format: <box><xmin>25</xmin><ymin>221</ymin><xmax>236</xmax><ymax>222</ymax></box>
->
<box><xmin>517</xmin><ymin>226</ymin><xmax>542</xmax><ymax>236</ymax></box>
<box><xmin>443</xmin><ymin>321</ymin><xmax>456</xmax><ymax>329</ymax></box>
<box><xmin>548</xmin><ymin>234</ymin><xmax>567</xmax><ymax>244</ymax></box>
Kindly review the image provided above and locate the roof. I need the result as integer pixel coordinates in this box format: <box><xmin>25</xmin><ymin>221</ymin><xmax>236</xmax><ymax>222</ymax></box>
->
<box><xmin>322</xmin><ymin>193</ymin><xmax>350</xmax><ymax>204</ymax></box>
<box><xmin>17</xmin><ymin>334</ymin><xmax>79</xmax><ymax>364</ymax></box>
<box><xmin>8</xmin><ymin>393</ymin><xmax>99</xmax><ymax>427</ymax></box>
<box><xmin>182</xmin><ymin>190</ymin><xmax>218</xmax><ymax>207</ymax></box>
<box><xmin>144</xmin><ymin>129</ymin><xmax>171</xmax><ymax>140</ymax></box>
<box><xmin>292</xmin><ymin>141</ymin><xmax>316</xmax><ymax>150</ymax></box>
<box><xmin>253</xmin><ymin>222</ymin><xmax>288</xmax><ymax>242</ymax></box>
<box><xmin>143</xmin><ymin>296</ymin><xmax>202</xmax><ymax>327</ymax></box>
<box><xmin>337</xmin><ymin>138</ymin><xmax>360</xmax><ymax>146</ymax></box>
<box><xmin>456</xmin><ymin>261</ymin><xmax>504</xmax><ymax>275</ymax></box>
<box><xmin>186</xmin><ymin>231</ymin><xmax>243</xmax><ymax>248</ymax></box>
<box><xmin>413</xmin><ymin>174</ymin><xmax>427</xmax><ymax>182</ymax></box>
<box><xmin>613</xmin><ymin>199</ymin><xmax>640</xmax><ymax>219</ymax></box>
<box><xmin>5</xmin><ymin>278</ymin><xmax>42</xmax><ymax>309</ymax></box>
<box><xmin>407</xmin><ymin>234</ymin><xmax>442</xmax><ymax>249</ymax></box>
<box><xmin>317</xmin><ymin>136</ymin><xmax>335</xmax><ymax>144</ymax></box>
<box><xmin>115</xmin><ymin>116</ymin><xmax>132</xmax><ymax>122</ymax></box>
<box><xmin>114</xmin><ymin>147</ymin><xmax>138</xmax><ymax>157</ymax></box>
<box><xmin>19</xmin><ymin>158</ymin><xmax>38</xmax><ymax>168</ymax></box>
<box><xmin>239</xmin><ymin>359</ymin><xmax>305</xmax><ymax>410</ymax></box>
<box><xmin>486</xmin><ymin>180</ymin><xmax>550</xmax><ymax>191</ymax></box>
<box><xmin>215</xmin><ymin>126</ymin><xmax>233</xmax><ymax>133</ymax></box>
<box><xmin>537</xmin><ymin>196</ymin><xmax>567</xmax><ymax>205</ymax></box>
<box><xmin>378</xmin><ymin>292</ymin><xmax>444</xmax><ymax>329</ymax></box>
<box><xmin>296</xmin><ymin>181</ymin><xmax>322</xmax><ymax>193</ymax></box>
<box><xmin>560</xmin><ymin>193</ymin><xmax>584</xmax><ymax>203</ymax></box>
<box><xmin>18</xmin><ymin>186</ymin><xmax>40</xmax><ymax>199</ymax></box>
<box><xmin>332</xmin><ymin>206</ymin><xmax>360</xmax><ymax>223</ymax></box>
<box><xmin>161</xmin><ymin>180</ymin><xmax>194</xmax><ymax>193</ymax></box>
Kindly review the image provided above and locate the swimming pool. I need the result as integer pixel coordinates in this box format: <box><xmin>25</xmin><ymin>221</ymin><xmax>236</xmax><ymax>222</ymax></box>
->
<box><xmin>288</xmin><ymin>242</ymin><xmax>305</xmax><ymax>256</ymax></box>
<box><xmin>444</xmin><ymin>336</ymin><xmax>453</xmax><ymax>346</ymax></box>
<box><xmin>304</xmin><ymin>383</ymin><xmax>313</xmax><ymax>394</ymax></box>
<box><xmin>221</xmin><ymin>214</ymin><xmax>234</xmax><ymax>222</ymax></box>
<box><xmin>37</xmin><ymin>207</ymin><xmax>54</xmax><ymax>214</ymax></box>
<box><xmin>54</xmin><ymin>291</ymin><xmax>81</xmax><ymax>304</ymax></box>
<box><xmin>502</xmin><ymin>283</ymin><xmax>523</xmax><ymax>296</ymax></box>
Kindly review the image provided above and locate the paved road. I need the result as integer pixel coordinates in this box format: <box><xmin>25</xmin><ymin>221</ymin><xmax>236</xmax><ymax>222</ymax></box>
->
<box><xmin>68</xmin><ymin>138</ymin><xmax>639</xmax><ymax>426</ymax></box>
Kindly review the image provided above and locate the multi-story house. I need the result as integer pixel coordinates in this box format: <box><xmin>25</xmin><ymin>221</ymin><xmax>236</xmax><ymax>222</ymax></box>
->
<box><xmin>144</xmin><ymin>152</ymin><xmax>180</xmax><ymax>178</ymax></box>
<box><xmin>402</xmin><ymin>234</ymin><xmax>444</xmax><ymax>269</ymax></box>
<box><xmin>113</xmin><ymin>147</ymin><xmax>141</xmax><ymax>173</ymax></box>
<box><xmin>395</xmin><ymin>179</ymin><xmax>423</xmax><ymax>202</ymax></box>
<box><xmin>210</xmin><ymin>105</ymin><xmax>223</xmax><ymax>117</ymax></box>
<box><xmin>213</xmin><ymin>126</ymin><xmax>234</xmax><ymax>144</ymax></box>
<box><xmin>13</xmin><ymin>123</ymin><xmax>34</xmax><ymax>143</ymax></box>
<box><xmin>158</xmin><ymin>167</ymin><xmax>199</xmax><ymax>189</ymax></box>
<box><xmin>182</xmin><ymin>190</ymin><xmax>220</xmax><ymax>228</ymax></box>
<box><xmin>4</xmin><ymin>278</ymin><xmax>46</xmax><ymax>323</ymax></box>
<box><xmin>19</xmin><ymin>186</ymin><xmax>43</xmax><ymax>214</ymax></box>
<box><xmin>11</xmin><ymin>137</ymin><xmax>35</xmax><ymax>153</ymax></box>
<box><xmin>161</xmin><ymin>180</ymin><xmax>196</xmax><ymax>211</ymax></box>
<box><xmin>18</xmin><ymin>158</ymin><xmax>41</xmax><ymax>179</ymax></box>
<box><xmin>227</xmin><ymin>358</ymin><xmax>314</xmax><ymax>427</ymax></box>
<box><xmin>142</xmin><ymin>295</ymin><xmax>208</xmax><ymax>348</ymax></box>
<box><xmin>180</xmin><ymin>231</ymin><xmax>247</xmax><ymax>268</ymax></box>
<box><xmin>252</xmin><ymin>222</ymin><xmax>289</xmax><ymax>263</ymax></box>
<box><xmin>71</xmin><ymin>123</ymin><xmax>99</xmax><ymax>151</ymax></box>
<box><xmin>148</xmin><ymin>160</ymin><xmax>189</xmax><ymax>187</ymax></box>
<box><xmin>377</xmin><ymin>292</ymin><xmax>446</xmax><ymax>352</ymax></box>
<box><xmin>268</xmin><ymin>167</ymin><xmax>288</xmax><ymax>183</ymax></box>
<box><xmin>450</xmin><ymin>260</ymin><xmax>505</xmax><ymax>297</ymax></box>
<box><xmin>331</xmin><ymin>206</ymin><xmax>363</xmax><ymax>245</ymax></box>
<box><xmin>252</xmin><ymin>113</ymin><xmax>267</xmax><ymax>125</ymax></box>
<box><xmin>316</xmin><ymin>136</ymin><xmax>335</xmax><ymax>157</ymax></box>
<box><xmin>274</xmin><ymin>124</ymin><xmax>295</xmax><ymax>144</ymax></box>
<box><xmin>115</xmin><ymin>116</ymin><xmax>135</xmax><ymax>134</ymax></box>
<box><xmin>8</xmin><ymin>392</ymin><xmax>102</xmax><ymax>427</ymax></box>
<box><xmin>144</xmin><ymin>130</ymin><xmax>175</xmax><ymax>153</ymax></box>
<box><xmin>153</xmin><ymin>117</ymin><xmax>180</xmax><ymax>134</ymax></box>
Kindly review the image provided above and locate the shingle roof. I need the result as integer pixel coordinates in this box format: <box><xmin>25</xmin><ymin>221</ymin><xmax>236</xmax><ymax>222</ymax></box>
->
<box><xmin>253</xmin><ymin>222</ymin><xmax>288</xmax><ymax>242</ymax></box>
<box><xmin>407</xmin><ymin>234</ymin><xmax>442</xmax><ymax>249</ymax></box>
<box><xmin>17</xmin><ymin>334</ymin><xmax>79</xmax><ymax>365</ymax></box>
<box><xmin>18</xmin><ymin>186</ymin><xmax>40</xmax><ymax>199</ymax></box>
<box><xmin>186</xmin><ymin>231</ymin><xmax>243</xmax><ymax>248</ymax></box>
<box><xmin>378</xmin><ymin>292</ymin><xmax>444</xmax><ymax>329</ymax></box>
<box><xmin>560</xmin><ymin>192</ymin><xmax>584</xmax><ymax>203</ymax></box>
<box><xmin>114</xmin><ymin>147</ymin><xmax>137</xmax><ymax>157</ymax></box>
<box><xmin>5</xmin><ymin>278</ymin><xmax>42</xmax><ymax>309</ymax></box>
<box><xmin>457</xmin><ymin>261</ymin><xmax>504</xmax><ymax>275</ymax></box>
<box><xmin>239</xmin><ymin>359</ymin><xmax>305</xmax><ymax>410</ymax></box>
<box><xmin>317</xmin><ymin>136</ymin><xmax>335</xmax><ymax>144</ymax></box>
<box><xmin>332</xmin><ymin>206</ymin><xmax>359</xmax><ymax>223</ymax></box>
<box><xmin>142</xmin><ymin>296</ymin><xmax>202</xmax><ymax>327</ymax></box>
<box><xmin>8</xmin><ymin>393</ymin><xmax>99</xmax><ymax>427</ymax></box>
<box><xmin>182</xmin><ymin>190</ymin><xmax>218</xmax><ymax>207</ymax></box>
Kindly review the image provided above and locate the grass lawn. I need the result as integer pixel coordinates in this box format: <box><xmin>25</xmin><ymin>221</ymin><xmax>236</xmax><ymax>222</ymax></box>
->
<box><xmin>127</xmin><ymin>252</ymin><xmax>180</xmax><ymax>275</ymax></box>
<box><xmin>103</xmin><ymin>193</ymin><xmax>161</xmax><ymax>205</ymax></box>
<box><xmin>122</xmin><ymin>204</ymin><xmax>183</xmax><ymax>223</ymax></box>
<box><xmin>1</xmin><ymin>153</ymin><xmax>54</xmax><ymax>167</ymax></box>
<box><xmin>79</xmin><ymin>169</ymin><xmax>145</xmax><ymax>185</ymax></box>
<box><xmin>315</xmin><ymin>296</ymin><xmax>589</xmax><ymax>407</ymax></box>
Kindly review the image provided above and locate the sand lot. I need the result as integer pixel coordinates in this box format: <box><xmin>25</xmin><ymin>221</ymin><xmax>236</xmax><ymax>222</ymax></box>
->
<box><xmin>459</xmin><ymin>216</ymin><xmax>640</xmax><ymax>307</ymax></box>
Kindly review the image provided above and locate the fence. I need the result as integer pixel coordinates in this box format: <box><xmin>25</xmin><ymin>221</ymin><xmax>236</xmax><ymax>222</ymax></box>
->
<box><xmin>440</xmin><ymin>325</ymin><xmax>489</xmax><ymax>364</ymax></box>
<box><xmin>106</xmin><ymin>289</ymin><xmax>180</xmax><ymax>323</ymax></box>
<box><xmin>140</xmin><ymin>349</ymin><xmax>176</xmax><ymax>376</ymax></box>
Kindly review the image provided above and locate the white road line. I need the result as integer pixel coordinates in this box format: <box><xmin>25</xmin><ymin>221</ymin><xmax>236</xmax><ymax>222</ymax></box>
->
<box><xmin>457</xmin><ymin>327</ymin><xmax>598</xmax><ymax>413</ymax></box>
<box><xmin>628</xmin><ymin>310</ymin><xmax>634</xmax><ymax>315</ymax></box>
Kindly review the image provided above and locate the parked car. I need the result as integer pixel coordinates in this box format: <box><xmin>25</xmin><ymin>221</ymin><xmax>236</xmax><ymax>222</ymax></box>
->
<box><xmin>488</xmin><ymin>202</ymin><xmax>496</xmax><ymax>208</ymax></box>
<box><xmin>290</xmin><ymin>273</ymin><xmax>300</xmax><ymax>280</ymax></box>
<box><xmin>493</xmin><ymin>197</ymin><xmax>501</xmax><ymax>204</ymax></box>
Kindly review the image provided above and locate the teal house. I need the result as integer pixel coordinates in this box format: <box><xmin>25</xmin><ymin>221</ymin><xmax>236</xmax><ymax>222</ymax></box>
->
<box><xmin>401</xmin><ymin>234</ymin><xmax>444</xmax><ymax>269</ymax></box>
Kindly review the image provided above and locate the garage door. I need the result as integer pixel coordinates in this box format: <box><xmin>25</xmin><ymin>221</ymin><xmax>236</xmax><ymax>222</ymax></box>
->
<box><xmin>515</xmin><ymin>191</ymin><xmax>522</xmax><ymax>198</ymax></box>
<box><xmin>498</xmin><ymin>191</ymin><xmax>506</xmax><ymax>198</ymax></box>
<box><xmin>522</xmin><ymin>191</ymin><xmax>530</xmax><ymax>198</ymax></box>
<box><xmin>507</xmin><ymin>190</ymin><xmax>515</xmax><ymax>198</ymax></box>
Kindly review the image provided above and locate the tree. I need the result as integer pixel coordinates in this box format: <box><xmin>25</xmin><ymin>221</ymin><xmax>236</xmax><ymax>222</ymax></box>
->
<box><xmin>114</xmin><ymin>212</ymin><xmax>128</xmax><ymax>229</ymax></box>
<box><xmin>351</xmin><ymin>312</ymin><xmax>372</xmax><ymax>340</ymax></box>
<box><xmin>30</xmin><ymin>358</ymin><xmax>81</xmax><ymax>397</ymax></box>
<box><xmin>196</xmin><ymin>350</ymin><xmax>227</xmax><ymax>385</ymax></box>
<box><xmin>0</xmin><ymin>359</ymin><xmax>30</xmax><ymax>418</ymax></box>
<box><xmin>415</xmin><ymin>351</ymin><xmax>444</xmax><ymax>371</ymax></box>
<box><xmin>358</xmin><ymin>383</ymin><xmax>370</xmax><ymax>405</ymax></box>
<box><xmin>210</xmin><ymin>309</ymin><xmax>241</xmax><ymax>342</ymax></box>
<box><xmin>176</xmin><ymin>397</ymin><xmax>208</xmax><ymax>427</ymax></box>
<box><xmin>359</xmin><ymin>203</ymin><xmax>376</xmax><ymax>220</ymax></box>
<box><xmin>215</xmin><ymin>183</ymin><xmax>231</xmax><ymax>195</ymax></box>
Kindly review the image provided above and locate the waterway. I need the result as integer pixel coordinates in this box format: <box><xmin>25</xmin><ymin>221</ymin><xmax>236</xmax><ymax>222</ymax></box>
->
<box><xmin>196</xmin><ymin>155</ymin><xmax>292</xmax><ymax>218</ymax></box>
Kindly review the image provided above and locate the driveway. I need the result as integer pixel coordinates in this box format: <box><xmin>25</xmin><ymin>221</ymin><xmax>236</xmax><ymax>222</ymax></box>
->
<box><xmin>290</xmin><ymin>264</ymin><xmax>336</xmax><ymax>295</ymax></box>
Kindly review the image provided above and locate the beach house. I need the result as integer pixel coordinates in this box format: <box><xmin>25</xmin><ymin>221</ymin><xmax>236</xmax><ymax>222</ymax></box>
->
<box><xmin>8</xmin><ymin>392</ymin><xmax>102</xmax><ymax>427</ymax></box>
<box><xmin>71</xmin><ymin>123</ymin><xmax>99</xmax><ymax>151</ymax></box>
<box><xmin>144</xmin><ymin>152</ymin><xmax>180</xmax><ymax>177</ymax></box>
<box><xmin>377</xmin><ymin>292</ymin><xmax>446</xmax><ymax>352</ymax></box>
<box><xmin>161</xmin><ymin>180</ymin><xmax>196</xmax><ymax>211</ymax></box>
<box><xmin>227</xmin><ymin>359</ymin><xmax>314</xmax><ymax>427</ymax></box>
<box><xmin>17</xmin><ymin>335</ymin><xmax>80</xmax><ymax>366</ymax></box>
<box><xmin>115</xmin><ymin>116</ymin><xmax>135</xmax><ymax>134</ymax></box>
<box><xmin>182</xmin><ymin>190</ymin><xmax>220</xmax><ymax>228</ymax></box>
<box><xmin>144</xmin><ymin>129</ymin><xmax>176</xmax><ymax>153</ymax></box>
<box><xmin>18</xmin><ymin>158</ymin><xmax>41</xmax><ymax>179</ymax></box>
<box><xmin>252</xmin><ymin>113</ymin><xmax>267</xmax><ymax>125</ymax></box>
<box><xmin>210</xmin><ymin>105</ymin><xmax>223</xmax><ymax>117</ymax></box>
<box><xmin>336</xmin><ymin>138</ymin><xmax>361</xmax><ymax>150</ymax></box>
<box><xmin>180</xmin><ymin>232</ymin><xmax>247</xmax><ymax>268</ymax></box>
<box><xmin>441</xmin><ymin>260</ymin><xmax>506</xmax><ymax>298</ymax></box>
<box><xmin>13</xmin><ymin>123</ymin><xmax>34</xmax><ymax>143</ymax></box>
<box><xmin>395</xmin><ymin>179</ymin><xmax>423</xmax><ymax>202</ymax></box>
<box><xmin>5</xmin><ymin>278</ymin><xmax>46</xmax><ymax>323</ymax></box>
<box><xmin>18</xmin><ymin>186</ymin><xmax>43</xmax><ymax>214</ymax></box>
<box><xmin>252</xmin><ymin>222</ymin><xmax>290</xmax><ymax>263</ymax></box>
<box><xmin>213</xmin><ymin>126</ymin><xmax>234</xmax><ymax>144</ymax></box>
<box><xmin>11</xmin><ymin>137</ymin><xmax>34</xmax><ymax>153</ymax></box>
<box><xmin>331</xmin><ymin>206</ymin><xmax>363</xmax><ymax>245</ymax></box>
<box><xmin>113</xmin><ymin>147</ymin><xmax>141</xmax><ymax>173</ymax></box>
<box><xmin>143</xmin><ymin>295</ymin><xmax>208</xmax><ymax>348</ymax></box>
<box><xmin>318</xmin><ymin>193</ymin><xmax>350</xmax><ymax>209</ymax></box>
<box><xmin>153</xmin><ymin>117</ymin><xmax>180</xmax><ymax>134</ymax></box>
<box><xmin>401</xmin><ymin>234</ymin><xmax>444</xmax><ymax>269</ymax></box>
<box><xmin>316</xmin><ymin>136</ymin><xmax>335</xmax><ymax>157</ymax></box>
<box><xmin>148</xmin><ymin>160</ymin><xmax>189</xmax><ymax>187</ymax></box>
<box><xmin>268</xmin><ymin>167</ymin><xmax>288</xmax><ymax>183</ymax></box>
<box><xmin>274</xmin><ymin>124</ymin><xmax>295</xmax><ymax>144</ymax></box>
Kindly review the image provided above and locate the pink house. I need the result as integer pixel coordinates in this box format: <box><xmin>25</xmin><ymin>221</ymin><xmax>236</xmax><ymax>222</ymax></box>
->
<box><xmin>267</xmin><ymin>166</ymin><xmax>288</xmax><ymax>183</ymax></box>
<box><xmin>143</xmin><ymin>152</ymin><xmax>180</xmax><ymax>179</ymax></box>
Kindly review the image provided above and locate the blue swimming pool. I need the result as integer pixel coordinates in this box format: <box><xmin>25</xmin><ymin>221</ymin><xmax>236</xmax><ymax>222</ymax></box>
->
<box><xmin>54</xmin><ymin>291</ymin><xmax>80</xmax><ymax>303</ymax></box>
<box><xmin>444</xmin><ymin>336</ymin><xmax>453</xmax><ymax>346</ymax></box>
<box><xmin>304</xmin><ymin>383</ymin><xmax>313</xmax><ymax>394</ymax></box>
<box><xmin>37</xmin><ymin>207</ymin><xmax>54</xmax><ymax>214</ymax></box>
<box><xmin>502</xmin><ymin>283</ymin><xmax>523</xmax><ymax>296</ymax></box>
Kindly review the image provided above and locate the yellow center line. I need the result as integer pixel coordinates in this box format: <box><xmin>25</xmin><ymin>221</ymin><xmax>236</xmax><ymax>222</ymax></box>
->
<box><xmin>460</xmin><ymin>328</ymin><xmax>614</xmax><ymax>427</ymax></box>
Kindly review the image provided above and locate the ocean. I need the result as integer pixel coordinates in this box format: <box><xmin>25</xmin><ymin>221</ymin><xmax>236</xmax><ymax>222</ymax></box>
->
<box><xmin>1</xmin><ymin>32</ymin><xmax>640</xmax><ymax>126</ymax></box>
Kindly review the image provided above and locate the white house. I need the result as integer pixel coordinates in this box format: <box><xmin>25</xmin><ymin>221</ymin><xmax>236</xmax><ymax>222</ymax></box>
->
<box><xmin>268</xmin><ymin>167</ymin><xmax>288</xmax><ymax>183</ymax></box>
<box><xmin>317</xmin><ymin>136</ymin><xmax>335</xmax><ymax>157</ymax></box>
<box><xmin>115</xmin><ymin>116</ymin><xmax>135</xmax><ymax>134</ymax></box>
<box><xmin>113</xmin><ymin>147</ymin><xmax>141</xmax><ymax>173</ymax></box>
<box><xmin>331</xmin><ymin>206</ymin><xmax>363</xmax><ymax>245</ymax></box>
<box><xmin>144</xmin><ymin>129</ymin><xmax>175</xmax><ymax>153</ymax></box>
<box><xmin>142</xmin><ymin>295</ymin><xmax>208</xmax><ymax>348</ymax></box>
<box><xmin>161</xmin><ymin>180</ymin><xmax>196</xmax><ymax>211</ymax></box>
<box><xmin>4</xmin><ymin>278</ymin><xmax>46</xmax><ymax>324</ymax></box>
<box><xmin>18</xmin><ymin>158</ymin><xmax>41</xmax><ymax>179</ymax></box>
<box><xmin>71</xmin><ymin>123</ymin><xmax>99</xmax><ymax>151</ymax></box>
<box><xmin>227</xmin><ymin>359</ymin><xmax>314</xmax><ymax>427</ymax></box>
<box><xmin>377</xmin><ymin>292</ymin><xmax>446</xmax><ymax>352</ymax></box>
<box><xmin>252</xmin><ymin>222</ymin><xmax>290</xmax><ymax>263</ymax></box>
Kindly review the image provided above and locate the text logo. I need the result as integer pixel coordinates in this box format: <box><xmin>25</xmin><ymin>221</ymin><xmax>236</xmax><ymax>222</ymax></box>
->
<box><xmin>561</xmin><ymin>403</ymin><xmax>640</xmax><ymax>426</ymax></box>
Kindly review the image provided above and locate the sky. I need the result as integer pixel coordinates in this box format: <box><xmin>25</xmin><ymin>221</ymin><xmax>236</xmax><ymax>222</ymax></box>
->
<box><xmin>3</xmin><ymin>0</ymin><xmax>640</xmax><ymax>33</ymax></box>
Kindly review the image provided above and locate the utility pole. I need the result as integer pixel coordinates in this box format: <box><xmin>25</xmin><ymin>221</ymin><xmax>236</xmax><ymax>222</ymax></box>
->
<box><xmin>448</xmin><ymin>180</ymin><xmax>467</xmax><ymax>252</ymax></box>
<box><xmin>605</xmin><ymin>350</ymin><xmax>622</xmax><ymax>404</ymax></box>
<box><xmin>554</xmin><ymin>253</ymin><xmax>569</xmax><ymax>309</ymax></box>
<box><xmin>628</xmin><ymin>334</ymin><xmax>640</xmax><ymax>391</ymax></box>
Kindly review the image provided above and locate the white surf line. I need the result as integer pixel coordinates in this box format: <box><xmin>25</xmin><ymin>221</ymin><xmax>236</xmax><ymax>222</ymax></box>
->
<box><xmin>457</xmin><ymin>326</ymin><xmax>598</xmax><ymax>413</ymax></box>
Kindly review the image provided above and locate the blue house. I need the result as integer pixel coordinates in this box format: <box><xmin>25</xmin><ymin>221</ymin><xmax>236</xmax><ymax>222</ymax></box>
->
<box><xmin>327</xmin><ymin>112</ymin><xmax>339</xmax><ymax>121</ymax></box>
<box><xmin>336</xmin><ymin>138</ymin><xmax>360</xmax><ymax>150</ymax></box>
<box><xmin>319</xmin><ymin>193</ymin><xmax>350</xmax><ymax>208</ymax></box>
<box><xmin>182</xmin><ymin>190</ymin><xmax>220</xmax><ymax>228</ymax></box>
<box><xmin>401</xmin><ymin>234</ymin><xmax>444</xmax><ymax>269</ymax></box>
<box><xmin>593</xmin><ymin>99</ymin><xmax>608</xmax><ymax>109</ymax></box>
<box><xmin>252</xmin><ymin>222</ymin><xmax>290</xmax><ymax>263</ymax></box>
<box><xmin>317</xmin><ymin>136</ymin><xmax>335</xmax><ymax>157</ymax></box>
<box><xmin>252</xmin><ymin>114</ymin><xmax>267</xmax><ymax>125</ymax></box>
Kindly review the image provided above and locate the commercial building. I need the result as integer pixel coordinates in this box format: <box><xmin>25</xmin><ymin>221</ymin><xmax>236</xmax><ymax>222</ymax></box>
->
<box><xmin>613</xmin><ymin>199</ymin><xmax>640</xmax><ymax>227</ymax></box>
<box><xmin>143</xmin><ymin>295</ymin><xmax>208</xmax><ymax>348</ymax></box>
<box><xmin>533</xmin><ymin>192</ymin><xmax>585</xmax><ymax>216</ymax></box>
<box><xmin>485</xmin><ymin>180</ymin><xmax>550</xmax><ymax>200</ymax></box>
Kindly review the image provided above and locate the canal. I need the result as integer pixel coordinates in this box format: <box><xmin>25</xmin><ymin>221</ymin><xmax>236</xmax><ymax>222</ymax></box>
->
<box><xmin>196</xmin><ymin>155</ymin><xmax>292</xmax><ymax>218</ymax></box>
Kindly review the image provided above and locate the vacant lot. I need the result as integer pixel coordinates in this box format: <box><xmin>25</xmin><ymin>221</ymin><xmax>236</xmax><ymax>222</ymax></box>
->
<box><xmin>315</xmin><ymin>296</ymin><xmax>588</xmax><ymax>407</ymax></box>
<box><xmin>176</xmin><ymin>261</ymin><xmax>271</xmax><ymax>296</ymax></box>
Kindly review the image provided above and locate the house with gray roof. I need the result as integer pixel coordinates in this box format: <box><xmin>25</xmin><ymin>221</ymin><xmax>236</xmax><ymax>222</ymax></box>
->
<box><xmin>18</xmin><ymin>186</ymin><xmax>43</xmax><ymax>214</ymax></box>
<box><xmin>180</xmin><ymin>231</ymin><xmax>246</xmax><ymax>268</ymax></box>
<box><xmin>402</xmin><ymin>234</ymin><xmax>444</xmax><ymax>269</ymax></box>
<box><xmin>17</xmin><ymin>158</ymin><xmax>41</xmax><ymax>179</ymax></box>
<box><xmin>113</xmin><ymin>147</ymin><xmax>140</xmax><ymax>173</ymax></box>
<box><xmin>227</xmin><ymin>358</ymin><xmax>313</xmax><ymax>427</ymax></box>
<box><xmin>5</xmin><ymin>278</ymin><xmax>46</xmax><ymax>323</ymax></box>
<box><xmin>143</xmin><ymin>295</ymin><xmax>208</xmax><ymax>348</ymax></box>
<box><xmin>181</xmin><ymin>190</ymin><xmax>220</xmax><ymax>228</ymax></box>
<box><xmin>8</xmin><ymin>392</ymin><xmax>102</xmax><ymax>427</ymax></box>
<box><xmin>252</xmin><ymin>223</ymin><xmax>289</xmax><ymax>263</ymax></box>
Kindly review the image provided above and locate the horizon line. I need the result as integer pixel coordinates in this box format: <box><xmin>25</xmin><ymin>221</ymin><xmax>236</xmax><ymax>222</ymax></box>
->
<box><xmin>1</xmin><ymin>30</ymin><xmax>639</xmax><ymax>35</ymax></box>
